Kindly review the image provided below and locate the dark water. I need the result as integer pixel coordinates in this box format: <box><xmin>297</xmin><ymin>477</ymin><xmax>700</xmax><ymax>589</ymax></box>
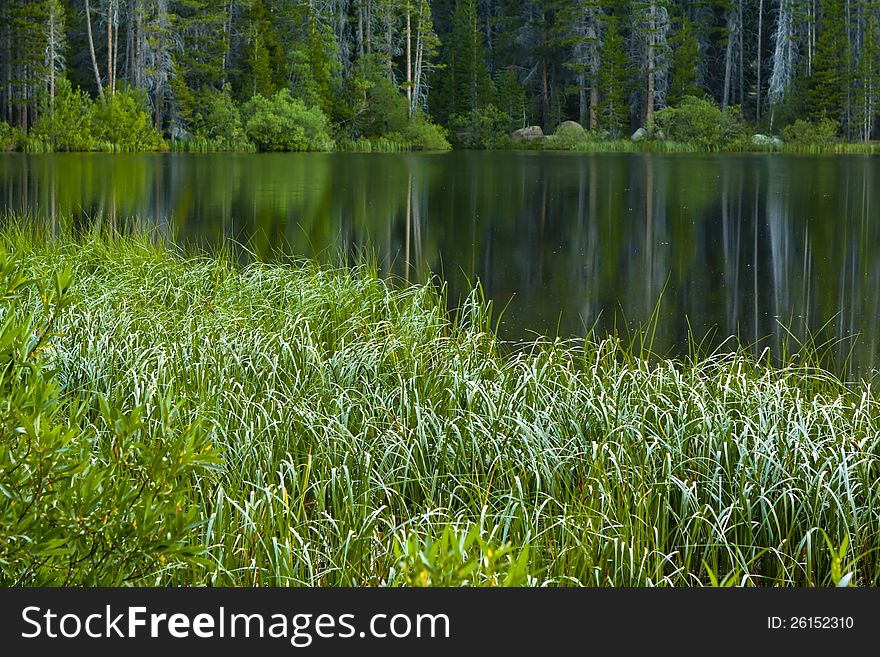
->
<box><xmin>2</xmin><ymin>151</ymin><xmax>879</xmax><ymax>377</ymax></box>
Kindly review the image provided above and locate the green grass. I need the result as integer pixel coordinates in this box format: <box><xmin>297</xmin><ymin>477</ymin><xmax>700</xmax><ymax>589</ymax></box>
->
<box><xmin>2</xmin><ymin>220</ymin><xmax>879</xmax><ymax>586</ymax></box>
<box><xmin>536</xmin><ymin>137</ymin><xmax>880</xmax><ymax>155</ymax></box>
<box><xmin>523</xmin><ymin>135</ymin><xmax>880</xmax><ymax>155</ymax></box>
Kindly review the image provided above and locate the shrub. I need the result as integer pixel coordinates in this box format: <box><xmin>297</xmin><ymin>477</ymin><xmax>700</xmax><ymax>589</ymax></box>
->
<box><xmin>194</xmin><ymin>84</ymin><xmax>251</xmax><ymax>150</ymax></box>
<box><xmin>782</xmin><ymin>117</ymin><xmax>840</xmax><ymax>145</ymax></box>
<box><xmin>242</xmin><ymin>90</ymin><xmax>335</xmax><ymax>152</ymax></box>
<box><xmin>389</xmin><ymin>111</ymin><xmax>451</xmax><ymax>151</ymax></box>
<box><xmin>447</xmin><ymin>104</ymin><xmax>514</xmax><ymax>149</ymax></box>
<box><xmin>0</xmin><ymin>248</ymin><xmax>216</xmax><ymax>585</ymax></box>
<box><xmin>92</xmin><ymin>86</ymin><xmax>165</xmax><ymax>151</ymax></box>
<box><xmin>0</xmin><ymin>121</ymin><xmax>21</xmax><ymax>151</ymax></box>
<box><xmin>653</xmin><ymin>96</ymin><xmax>745</xmax><ymax>149</ymax></box>
<box><xmin>350</xmin><ymin>56</ymin><xmax>411</xmax><ymax>139</ymax></box>
<box><xmin>32</xmin><ymin>78</ymin><xmax>96</xmax><ymax>152</ymax></box>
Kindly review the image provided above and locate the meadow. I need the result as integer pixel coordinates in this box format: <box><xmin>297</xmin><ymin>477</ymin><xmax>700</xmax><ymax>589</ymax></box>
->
<box><xmin>2</xmin><ymin>220</ymin><xmax>878</xmax><ymax>587</ymax></box>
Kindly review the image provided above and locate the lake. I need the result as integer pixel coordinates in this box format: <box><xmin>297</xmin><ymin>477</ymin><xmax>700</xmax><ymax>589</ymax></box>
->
<box><xmin>1</xmin><ymin>151</ymin><xmax>878</xmax><ymax>377</ymax></box>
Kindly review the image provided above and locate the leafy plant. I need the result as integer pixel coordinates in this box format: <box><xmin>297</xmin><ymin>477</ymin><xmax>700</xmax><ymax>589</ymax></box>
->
<box><xmin>653</xmin><ymin>96</ymin><xmax>745</xmax><ymax>149</ymax></box>
<box><xmin>782</xmin><ymin>117</ymin><xmax>840</xmax><ymax>145</ymax></box>
<box><xmin>0</xmin><ymin>247</ymin><xmax>216</xmax><ymax>585</ymax></box>
<box><xmin>193</xmin><ymin>84</ymin><xmax>251</xmax><ymax>151</ymax></box>
<box><xmin>447</xmin><ymin>104</ymin><xmax>514</xmax><ymax>149</ymax></box>
<box><xmin>242</xmin><ymin>90</ymin><xmax>335</xmax><ymax>151</ymax></box>
<box><xmin>32</xmin><ymin>78</ymin><xmax>97</xmax><ymax>152</ymax></box>
<box><xmin>393</xmin><ymin>525</ymin><xmax>531</xmax><ymax>587</ymax></box>
<box><xmin>91</xmin><ymin>86</ymin><xmax>166</xmax><ymax>151</ymax></box>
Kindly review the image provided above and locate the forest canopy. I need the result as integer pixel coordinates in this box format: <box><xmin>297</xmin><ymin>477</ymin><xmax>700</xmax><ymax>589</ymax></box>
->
<box><xmin>1</xmin><ymin>0</ymin><xmax>878</xmax><ymax>152</ymax></box>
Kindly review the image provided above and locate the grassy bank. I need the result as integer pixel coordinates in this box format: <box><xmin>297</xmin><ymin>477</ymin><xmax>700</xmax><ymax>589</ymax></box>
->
<box><xmin>2</xmin><ymin>224</ymin><xmax>879</xmax><ymax>586</ymax></box>
<box><xmin>539</xmin><ymin>139</ymin><xmax>880</xmax><ymax>155</ymax></box>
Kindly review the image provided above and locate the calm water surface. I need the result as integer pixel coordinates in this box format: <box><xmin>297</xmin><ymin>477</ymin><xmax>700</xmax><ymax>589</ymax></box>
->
<box><xmin>2</xmin><ymin>151</ymin><xmax>878</xmax><ymax>377</ymax></box>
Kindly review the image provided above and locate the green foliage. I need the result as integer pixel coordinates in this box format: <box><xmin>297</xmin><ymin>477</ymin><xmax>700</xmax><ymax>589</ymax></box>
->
<box><xmin>393</xmin><ymin>525</ymin><xmax>531</xmax><ymax>587</ymax></box>
<box><xmin>352</xmin><ymin>56</ymin><xmax>412</xmax><ymax>139</ymax></box>
<box><xmin>286</xmin><ymin>14</ymin><xmax>343</xmax><ymax>122</ymax></box>
<box><xmin>92</xmin><ymin>87</ymin><xmax>166</xmax><ymax>152</ymax></box>
<box><xmin>494</xmin><ymin>68</ymin><xmax>529</xmax><ymax>129</ymax></box>
<box><xmin>808</xmin><ymin>0</ymin><xmax>848</xmax><ymax>123</ymax></box>
<box><xmin>389</xmin><ymin>112</ymin><xmax>451</xmax><ymax>151</ymax></box>
<box><xmin>32</xmin><ymin>77</ymin><xmax>96</xmax><ymax>152</ymax></box>
<box><xmin>1</xmin><ymin>224</ymin><xmax>880</xmax><ymax>586</ymax></box>
<box><xmin>0</xmin><ymin>121</ymin><xmax>18</xmax><ymax>151</ymax></box>
<box><xmin>781</xmin><ymin>117</ymin><xmax>841</xmax><ymax>145</ymax></box>
<box><xmin>0</xmin><ymin>247</ymin><xmax>217</xmax><ymax>585</ymax></box>
<box><xmin>193</xmin><ymin>84</ymin><xmax>251</xmax><ymax>150</ymax></box>
<box><xmin>653</xmin><ymin>96</ymin><xmax>745</xmax><ymax>149</ymax></box>
<box><xmin>435</xmin><ymin>0</ymin><xmax>494</xmax><ymax>121</ymax></box>
<box><xmin>447</xmin><ymin>104</ymin><xmax>514</xmax><ymax>149</ymax></box>
<box><xmin>668</xmin><ymin>16</ymin><xmax>701</xmax><ymax>106</ymax></box>
<box><xmin>597</xmin><ymin>17</ymin><xmax>629</xmax><ymax>137</ymax></box>
<box><xmin>242</xmin><ymin>90</ymin><xmax>335</xmax><ymax>151</ymax></box>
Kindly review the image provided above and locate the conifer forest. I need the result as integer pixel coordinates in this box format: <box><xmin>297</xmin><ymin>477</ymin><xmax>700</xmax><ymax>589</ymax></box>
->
<box><xmin>1</xmin><ymin>1</ymin><xmax>878</xmax><ymax>151</ymax></box>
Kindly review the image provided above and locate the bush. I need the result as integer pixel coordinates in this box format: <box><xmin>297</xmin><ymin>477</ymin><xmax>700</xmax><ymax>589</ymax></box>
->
<box><xmin>0</xmin><ymin>248</ymin><xmax>216</xmax><ymax>585</ymax></box>
<box><xmin>782</xmin><ymin>117</ymin><xmax>840</xmax><ymax>145</ymax></box>
<box><xmin>92</xmin><ymin>86</ymin><xmax>165</xmax><ymax>151</ymax></box>
<box><xmin>0</xmin><ymin>121</ymin><xmax>20</xmax><ymax>151</ymax></box>
<box><xmin>349</xmin><ymin>56</ymin><xmax>411</xmax><ymax>140</ymax></box>
<box><xmin>193</xmin><ymin>85</ymin><xmax>251</xmax><ymax>151</ymax></box>
<box><xmin>388</xmin><ymin>111</ymin><xmax>451</xmax><ymax>151</ymax></box>
<box><xmin>653</xmin><ymin>96</ymin><xmax>745</xmax><ymax>149</ymax></box>
<box><xmin>32</xmin><ymin>78</ymin><xmax>97</xmax><ymax>152</ymax></box>
<box><xmin>447</xmin><ymin>104</ymin><xmax>515</xmax><ymax>149</ymax></box>
<box><xmin>242</xmin><ymin>90</ymin><xmax>335</xmax><ymax>152</ymax></box>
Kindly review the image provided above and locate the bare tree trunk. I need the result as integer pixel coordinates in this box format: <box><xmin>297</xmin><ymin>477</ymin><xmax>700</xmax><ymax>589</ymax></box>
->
<box><xmin>386</xmin><ymin>4</ymin><xmax>394</xmax><ymax>80</ymax></box>
<box><xmin>589</xmin><ymin>35</ymin><xmax>599</xmax><ymax>130</ymax></box>
<box><xmin>357</xmin><ymin>1</ymin><xmax>365</xmax><ymax>58</ymax></box>
<box><xmin>85</xmin><ymin>0</ymin><xmax>105</xmax><ymax>101</ymax></box>
<box><xmin>646</xmin><ymin>2</ymin><xmax>656</xmax><ymax>129</ymax></box>
<box><xmin>107</xmin><ymin>0</ymin><xmax>114</xmax><ymax>96</ymax></box>
<box><xmin>738</xmin><ymin>0</ymin><xmax>744</xmax><ymax>105</ymax></box>
<box><xmin>756</xmin><ymin>0</ymin><xmax>763</xmax><ymax>121</ymax></box>
<box><xmin>366</xmin><ymin>0</ymin><xmax>372</xmax><ymax>55</ymax></box>
<box><xmin>412</xmin><ymin>4</ymin><xmax>424</xmax><ymax>115</ymax></box>
<box><xmin>542</xmin><ymin>58</ymin><xmax>549</xmax><ymax>131</ymax></box>
<box><xmin>578</xmin><ymin>71</ymin><xmax>587</xmax><ymax>127</ymax></box>
<box><xmin>722</xmin><ymin>10</ymin><xmax>734</xmax><ymax>107</ymax></box>
<box><xmin>48</xmin><ymin>10</ymin><xmax>56</xmax><ymax>112</ymax></box>
<box><xmin>113</xmin><ymin>0</ymin><xmax>120</xmax><ymax>95</ymax></box>
<box><xmin>406</xmin><ymin>2</ymin><xmax>412</xmax><ymax>116</ymax></box>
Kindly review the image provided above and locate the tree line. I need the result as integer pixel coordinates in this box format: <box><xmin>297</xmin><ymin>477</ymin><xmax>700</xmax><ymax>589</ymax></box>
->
<box><xmin>1</xmin><ymin>0</ymin><xmax>878</xmax><ymax>151</ymax></box>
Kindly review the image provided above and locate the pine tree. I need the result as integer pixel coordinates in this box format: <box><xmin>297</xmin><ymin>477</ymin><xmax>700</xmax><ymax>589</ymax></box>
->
<box><xmin>668</xmin><ymin>14</ymin><xmax>700</xmax><ymax>106</ymax></box>
<box><xmin>853</xmin><ymin>1</ymin><xmax>880</xmax><ymax>141</ymax></box>
<box><xmin>556</xmin><ymin>0</ymin><xmax>603</xmax><ymax>128</ymax></box>
<box><xmin>597</xmin><ymin>15</ymin><xmax>629</xmax><ymax>136</ymax></box>
<box><xmin>1</xmin><ymin>0</ymin><xmax>51</xmax><ymax>131</ymax></box>
<box><xmin>436</xmin><ymin>0</ymin><xmax>493</xmax><ymax>120</ymax></box>
<box><xmin>243</xmin><ymin>0</ymin><xmax>283</xmax><ymax>99</ymax></box>
<box><xmin>808</xmin><ymin>0</ymin><xmax>847</xmax><ymax>124</ymax></box>
<box><xmin>173</xmin><ymin>0</ymin><xmax>228</xmax><ymax>91</ymax></box>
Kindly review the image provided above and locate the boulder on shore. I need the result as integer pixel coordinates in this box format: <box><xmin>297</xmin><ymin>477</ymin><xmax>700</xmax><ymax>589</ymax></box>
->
<box><xmin>555</xmin><ymin>120</ymin><xmax>586</xmax><ymax>136</ymax></box>
<box><xmin>631</xmin><ymin>127</ymin><xmax>648</xmax><ymax>142</ymax></box>
<box><xmin>511</xmin><ymin>126</ymin><xmax>545</xmax><ymax>142</ymax></box>
<box><xmin>752</xmin><ymin>134</ymin><xmax>784</xmax><ymax>148</ymax></box>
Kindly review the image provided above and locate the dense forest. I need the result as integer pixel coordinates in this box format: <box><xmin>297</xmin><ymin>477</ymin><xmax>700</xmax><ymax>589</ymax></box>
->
<box><xmin>1</xmin><ymin>0</ymin><xmax>879</xmax><ymax>151</ymax></box>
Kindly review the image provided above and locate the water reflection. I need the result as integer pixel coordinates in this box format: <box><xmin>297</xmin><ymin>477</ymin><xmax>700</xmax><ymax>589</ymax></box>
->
<box><xmin>1</xmin><ymin>151</ymin><xmax>878</xmax><ymax>378</ymax></box>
